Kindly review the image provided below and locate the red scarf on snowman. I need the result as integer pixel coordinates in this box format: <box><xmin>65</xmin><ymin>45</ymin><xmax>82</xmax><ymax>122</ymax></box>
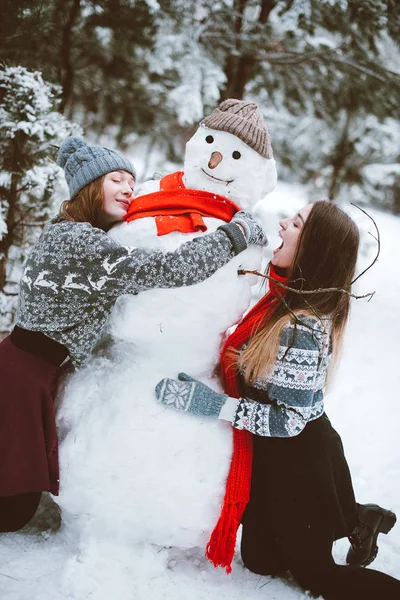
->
<box><xmin>124</xmin><ymin>171</ymin><xmax>240</xmax><ymax>235</ymax></box>
<box><xmin>205</xmin><ymin>267</ymin><xmax>287</xmax><ymax>574</ymax></box>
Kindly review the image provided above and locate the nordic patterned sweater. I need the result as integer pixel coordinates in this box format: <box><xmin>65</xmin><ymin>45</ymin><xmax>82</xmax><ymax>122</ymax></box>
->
<box><xmin>230</xmin><ymin>316</ymin><xmax>332</xmax><ymax>437</ymax></box>
<box><xmin>16</xmin><ymin>219</ymin><xmax>245</xmax><ymax>367</ymax></box>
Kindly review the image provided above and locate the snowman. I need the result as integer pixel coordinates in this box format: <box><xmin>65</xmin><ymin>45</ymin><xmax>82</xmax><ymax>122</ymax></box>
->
<box><xmin>56</xmin><ymin>99</ymin><xmax>277</xmax><ymax>555</ymax></box>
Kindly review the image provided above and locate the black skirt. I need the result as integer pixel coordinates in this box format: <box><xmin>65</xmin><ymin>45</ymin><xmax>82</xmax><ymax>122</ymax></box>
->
<box><xmin>247</xmin><ymin>413</ymin><xmax>357</xmax><ymax>542</ymax></box>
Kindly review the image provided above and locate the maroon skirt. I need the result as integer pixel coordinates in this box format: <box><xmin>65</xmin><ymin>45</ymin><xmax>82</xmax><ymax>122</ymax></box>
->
<box><xmin>0</xmin><ymin>328</ymin><xmax>68</xmax><ymax>496</ymax></box>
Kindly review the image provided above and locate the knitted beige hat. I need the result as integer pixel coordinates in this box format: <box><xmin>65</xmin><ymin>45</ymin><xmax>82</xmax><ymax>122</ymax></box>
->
<box><xmin>201</xmin><ymin>99</ymin><xmax>273</xmax><ymax>159</ymax></box>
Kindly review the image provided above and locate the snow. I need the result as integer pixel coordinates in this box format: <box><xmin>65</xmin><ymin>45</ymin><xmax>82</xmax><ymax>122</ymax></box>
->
<box><xmin>0</xmin><ymin>179</ymin><xmax>399</xmax><ymax>598</ymax></box>
<box><xmin>144</xmin><ymin>0</ymin><xmax>160</xmax><ymax>12</ymax></box>
<box><xmin>147</xmin><ymin>12</ymin><xmax>225</xmax><ymax>125</ymax></box>
<box><xmin>0</xmin><ymin>65</ymin><xmax>81</xmax><ymax>332</ymax></box>
<box><xmin>0</xmin><ymin>201</ymin><xmax>7</xmax><ymax>238</ymax></box>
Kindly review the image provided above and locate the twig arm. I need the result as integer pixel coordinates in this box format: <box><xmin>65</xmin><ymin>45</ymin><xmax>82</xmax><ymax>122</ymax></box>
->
<box><xmin>237</xmin><ymin>270</ymin><xmax>375</xmax><ymax>301</ymax></box>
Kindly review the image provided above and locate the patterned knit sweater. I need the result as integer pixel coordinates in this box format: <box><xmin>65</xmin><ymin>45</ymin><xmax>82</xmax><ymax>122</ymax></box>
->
<box><xmin>16</xmin><ymin>219</ymin><xmax>245</xmax><ymax>367</ymax></box>
<box><xmin>230</xmin><ymin>316</ymin><xmax>332</xmax><ymax>437</ymax></box>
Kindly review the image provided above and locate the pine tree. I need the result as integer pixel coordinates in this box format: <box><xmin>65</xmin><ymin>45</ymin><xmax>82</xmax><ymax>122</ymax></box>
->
<box><xmin>0</xmin><ymin>0</ymin><xmax>158</xmax><ymax>143</ymax></box>
<box><xmin>0</xmin><ymin>66</ymin><xmax>80</xmax><ymax>331</ymax></box>
<box><xmin>151</xmin><ymin>0</ymin><xmax>400</xmax><ymax>205</ymax></box>
<box><xmin>2</xmin><ymin>0</ymin><xmax>399</xmax><ymax>206</ymax></box>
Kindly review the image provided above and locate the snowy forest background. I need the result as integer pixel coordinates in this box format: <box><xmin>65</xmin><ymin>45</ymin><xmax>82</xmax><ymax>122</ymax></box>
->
<box><xmin>1</xmin><ymin>0</ymin><xmax>400</xmax><ymax>332</ymax></box>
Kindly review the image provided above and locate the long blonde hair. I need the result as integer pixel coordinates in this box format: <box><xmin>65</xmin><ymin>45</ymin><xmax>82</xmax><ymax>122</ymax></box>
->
<box><xmin>237</xmin><ymin>201</ymin><xmax>360</xmax><ymax>384</ymax></box>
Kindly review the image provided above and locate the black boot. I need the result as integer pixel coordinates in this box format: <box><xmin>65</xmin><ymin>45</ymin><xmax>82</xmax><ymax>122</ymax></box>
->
<box><xmin>346</xmin><ymin>503</ymin><xmax>397</xmax><ymax>567</ymax></box>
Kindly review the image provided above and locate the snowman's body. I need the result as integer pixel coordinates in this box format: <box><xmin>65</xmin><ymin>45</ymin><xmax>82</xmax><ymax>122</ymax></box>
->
<box><xmin>57</xmin><ymin>127</ymin><xmax>277</xmax><ymax>549</ymax></box>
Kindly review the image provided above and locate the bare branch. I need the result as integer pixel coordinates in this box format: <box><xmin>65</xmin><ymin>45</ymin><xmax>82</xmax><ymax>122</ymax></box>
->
<box><xmin>350</xmin><ymin>204</ymin><xmax>381</xmax><ymax>286</ymax></box>
<box><xmin>328</xmin><ymin>58</ymin><xmax>392</xmax><ymax>83</ymax></box>
<box><xmin>238</xmin><ymin>270</ymin><xmax>375</xmax><ymax>301</ymax></box>
<box><xmin>16</xmin><ymin>184</ymin><xmax>32</xmax><ymax>194</ymax></box>
<box><xmin>0</xmin><ymin>571</ymin><xmax>20</xmax><ymax>581</ymax></box>
<box><xmin>271</xmin><ymin>285</ymin><xmax>330</xmax><ymax>358</ymax></box>
<box><xmin>1</xmin><ymin>291</ymin><xmax>18</xmax><ymax>297</ymax></box>
<box><xmin>298</xmin><ymin>292</ymin><xmax>325</xmax><ymax>322</ymax></box>
<box><xmin>256</xmin><ymin>47</ymin><xmax>399</xmax><ymax>83</ymax></box>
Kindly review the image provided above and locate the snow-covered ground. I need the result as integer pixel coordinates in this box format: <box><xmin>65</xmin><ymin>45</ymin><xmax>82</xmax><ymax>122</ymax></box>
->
<box><xmin>0</xmin><ymin>182</ymin><xmax>399</xmax><ymax>599</ymax></box>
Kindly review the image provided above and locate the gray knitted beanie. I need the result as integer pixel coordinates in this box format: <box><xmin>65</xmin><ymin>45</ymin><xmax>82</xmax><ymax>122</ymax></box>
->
<box><xmin>57</xmin><ymin>137</ymin><xmax>136</xmax><ymax>199</ymax></box>
<box><xmin>201</xmin><ymin>99</ymin><xmax>273</xmax><ymax>159</ymax></box>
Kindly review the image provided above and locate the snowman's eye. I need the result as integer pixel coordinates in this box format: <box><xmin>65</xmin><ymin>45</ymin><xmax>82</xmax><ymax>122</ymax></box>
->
<box><xmin>205</xmin><ymin>135</ymin><xmax>214</xmax><ymax>144</ymax></box>
<box><xmin>232</xmin><ymin>151</ymin><xmax>241</xmax><ymax>160</ymax></box>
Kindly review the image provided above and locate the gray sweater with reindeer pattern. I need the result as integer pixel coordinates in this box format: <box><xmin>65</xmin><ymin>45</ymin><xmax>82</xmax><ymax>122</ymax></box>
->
<box><xmin>16</xmin><ymin>219</ymin><xmax>245</xmax><ymax>367</ymax></box>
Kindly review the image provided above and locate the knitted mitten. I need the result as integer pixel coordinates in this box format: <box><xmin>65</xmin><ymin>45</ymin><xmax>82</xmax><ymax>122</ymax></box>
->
<box><xmin>230</xmin><ymin>211</ymin><xmax>268</xmax><ymax>246</ymax></box>
<box><xmin>155</xmin><ymin>373</ymin><xmax>228</xmax><ymax>417</ymax></box>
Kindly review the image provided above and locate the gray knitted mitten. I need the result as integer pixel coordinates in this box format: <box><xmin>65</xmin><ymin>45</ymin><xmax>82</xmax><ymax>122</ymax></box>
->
<box><xmin>230</xmin><ymin>210</ymin><xmax>268</xmax><ymax>246</ymax></box>
<box><xmin>155</xmin><ymin>373</ymin><xmax>227</xmax><ymax>417</ymax></box>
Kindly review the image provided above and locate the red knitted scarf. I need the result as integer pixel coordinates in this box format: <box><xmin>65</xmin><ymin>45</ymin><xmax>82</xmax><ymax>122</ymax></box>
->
<box><xmin>124</xmin><ymin>171</ymin><xmax>240</xmax><ymax>235</ymax></box>
<box><xmin>205</xmin><ymin>266</ymin><xmax>288</xmax><ymax>573</ymax></box>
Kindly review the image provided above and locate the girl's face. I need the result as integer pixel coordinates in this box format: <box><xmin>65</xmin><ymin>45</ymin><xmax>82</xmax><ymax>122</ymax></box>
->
<box><xmin>272</xmin><ymin>203</ymin><xmax>313</xmax><ymax>271</ymax></box>
<box><xmin>101</xmin><ymin>170</ymin><xmax>135</xmax><ymax>227</ymax></box>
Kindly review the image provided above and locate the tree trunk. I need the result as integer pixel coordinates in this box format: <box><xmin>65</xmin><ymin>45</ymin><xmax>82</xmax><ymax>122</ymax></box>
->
<box><xmin>391</xmin><ymin>176</ymin><xmax>400</xmax><ymax>215</ymax></box>
<box><xmin>328</xmin><ymin>111</ymin><xmax>353</xmax><ymax>201</ymax></box>
<box><xmin>60</xmin><ymin>0</ymin><xmax>81</xmax><ymax>114</ymax></box>
<box><xmin>220</xmin><ymin>0</ymin><xmax>277</xmax><ymax>100</ymax></box>
<box><xmin>221</xmin><ymin>0</ymin><xmax>247</xmax><ymax>100</ymax></box>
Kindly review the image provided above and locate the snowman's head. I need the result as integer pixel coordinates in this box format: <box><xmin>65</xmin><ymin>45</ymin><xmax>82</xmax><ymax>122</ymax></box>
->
<box><xmin>183</xmin><ymin>99</ymin><xmax>277</xmax><ymax>211</ymax></box>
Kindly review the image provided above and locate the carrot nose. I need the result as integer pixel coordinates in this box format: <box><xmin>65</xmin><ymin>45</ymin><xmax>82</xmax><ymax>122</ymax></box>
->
<box><xmin>208</xmin><ymin>151</ymin><xmax>223</xmax><ymax>169</ymax></box>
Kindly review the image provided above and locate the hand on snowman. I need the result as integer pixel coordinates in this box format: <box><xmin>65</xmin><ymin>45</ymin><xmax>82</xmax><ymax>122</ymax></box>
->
<box><xmin>155</xmin><ymin>373</ymin><xmax>233</xmax><ymax>418</ymax></box>
<box><xmin>229</xmin><ymin>211</ymin><xmax>268</xmax><ymax>247</ymax></box>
